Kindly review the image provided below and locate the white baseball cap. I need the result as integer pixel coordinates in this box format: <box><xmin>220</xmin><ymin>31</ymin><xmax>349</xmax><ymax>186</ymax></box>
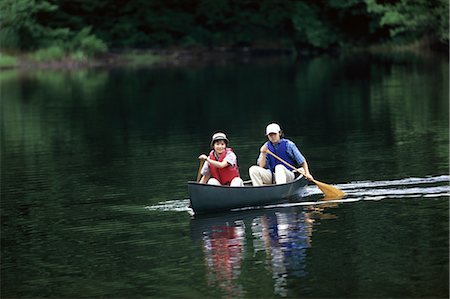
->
<box><xmin>210</xmin><ymin>132</ymin><xmax>229</xmax><ymax>147</ymax></box>
<box><xmin>265</xmin><ymin>123</ymin><xmax>281</xmax><ymax>135</ymax></box>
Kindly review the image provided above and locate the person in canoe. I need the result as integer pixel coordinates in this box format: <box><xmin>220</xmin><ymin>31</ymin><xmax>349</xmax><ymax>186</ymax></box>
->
<box><xmin>249</xmin><ymin>123</ymin><xmax>314</xmax><ymax>186</ymax></box>
<box><xmin>198</xmin><ymin>132</ymin><xmax>244</xmax><ymax>187</ymax></box>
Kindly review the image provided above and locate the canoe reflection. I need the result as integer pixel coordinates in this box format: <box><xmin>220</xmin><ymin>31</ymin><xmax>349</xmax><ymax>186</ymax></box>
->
<box><xmin>191</xmin><ymin>206</ymin><xmax>329</xmax><ymax>297</ymax></box>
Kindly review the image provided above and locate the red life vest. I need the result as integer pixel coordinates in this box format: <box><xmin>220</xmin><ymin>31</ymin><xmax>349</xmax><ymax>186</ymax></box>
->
<box><xmin>209</xmin><ymin>148</ymin><xmax>240</xmax><ymax>185</ymax></box>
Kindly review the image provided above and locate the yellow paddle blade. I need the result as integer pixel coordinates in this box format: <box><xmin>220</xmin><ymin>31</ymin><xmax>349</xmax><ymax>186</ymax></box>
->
<box><xmin>312</xmin><ymin>179</ymin><xmax>345</xmax><ymax>199</ymax></box>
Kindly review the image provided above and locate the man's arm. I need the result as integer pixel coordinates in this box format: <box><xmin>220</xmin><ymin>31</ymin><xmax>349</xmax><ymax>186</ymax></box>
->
<box><xmin>257</xmin><ymin>143</ymin><xmax>269</xmax><ymax>168</ymax></box>
<box><xmin>299</xmin><ymin>160</ymin><xmax>313</xmax><ymax>181</ymax></box>
<box><xmin>288</xmin><ymin>140</ymin><xmax>314</xmax><ymax>180</ymax></box>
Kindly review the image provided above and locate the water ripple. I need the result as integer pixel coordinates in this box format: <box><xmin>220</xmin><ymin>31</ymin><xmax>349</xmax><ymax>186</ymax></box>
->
<box><xmin>147</xmin><ymin>175</ymin><xmax>450</xmax><ymax>213</ymax></box>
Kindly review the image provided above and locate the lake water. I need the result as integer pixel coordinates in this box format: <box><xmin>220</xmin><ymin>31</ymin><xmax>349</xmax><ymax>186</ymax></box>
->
<box><xmin>2</xmin><ymin>52</ymin><xmax>449</xmax><ymax>298</ymax></box>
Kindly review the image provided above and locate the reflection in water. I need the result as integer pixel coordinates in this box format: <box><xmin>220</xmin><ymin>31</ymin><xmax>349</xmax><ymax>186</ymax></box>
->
<box><xmin>253</xmin><ymin>211</ymin><xmax>313</xmax><ymax>297</ymax></box>
<box><xmin>202</xmin><ymin>222</ymin><xmax>245</xmax><ymax>297</ymax></box>
<box><xmin>196</xmin><ymin>207</ymin><xmax>325</xmax><ymax>297</ymax></box>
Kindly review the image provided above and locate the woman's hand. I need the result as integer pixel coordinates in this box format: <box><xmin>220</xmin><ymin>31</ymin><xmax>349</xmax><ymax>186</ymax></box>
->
<box><xmin>198</xmin><ymin>154</ymin><xmax>208</xmax><ymax>161</ymax></box>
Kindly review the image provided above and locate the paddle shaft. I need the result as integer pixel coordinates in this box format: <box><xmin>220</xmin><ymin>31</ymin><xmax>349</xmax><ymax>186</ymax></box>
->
<box><xmin>264</xmin><ymin>150</ymin><xmax>307</xmax><ymax>177</ymax></box>
<box><xmin>196</xmin><ymin>159</ymin><xmax>205</xmax><ymax>182</ymax></box>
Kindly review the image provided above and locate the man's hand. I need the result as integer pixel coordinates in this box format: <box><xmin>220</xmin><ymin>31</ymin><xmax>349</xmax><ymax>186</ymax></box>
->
<box><xmin>304</xmin><ymin>173</ymin><xmax>314</xmax><ymax>181</ymax></box>
<box><xmin>260</xmin><ymin>144</ymin><xmax>268</xmax><ymax>154</ymax></box>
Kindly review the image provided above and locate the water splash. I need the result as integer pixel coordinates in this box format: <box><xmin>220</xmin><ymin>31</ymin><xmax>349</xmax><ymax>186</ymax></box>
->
<box><xmin>146</xmin><ymin>175</ymin><xmax>450</xmax><ymax>212</ymax></box>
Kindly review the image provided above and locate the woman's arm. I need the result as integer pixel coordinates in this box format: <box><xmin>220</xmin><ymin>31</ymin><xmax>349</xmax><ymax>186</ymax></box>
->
<box><xmin>199</xmin><ymin>174</ymin><xmax>210</xmax><ymax>184</ymax></box>
<box><xmin>206</xmin><ymin>157</ymin><xmax>229</xmax><ymax>168</ymax></box>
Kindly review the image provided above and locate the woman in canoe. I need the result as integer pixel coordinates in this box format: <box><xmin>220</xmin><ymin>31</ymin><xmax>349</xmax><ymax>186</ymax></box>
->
<box><xmin>249</xmin><ymin>123</ymin><xmax>314</xmax><ymax>186</ymax></box>
<box><xmin>198</xmin><ymin>132</ymin><xmax>244</xmax><ymax>187</ymax></box>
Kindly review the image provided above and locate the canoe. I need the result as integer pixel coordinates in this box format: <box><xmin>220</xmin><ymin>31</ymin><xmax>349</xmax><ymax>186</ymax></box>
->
<box><xmin>188</xmin><ymin>175</ymin><xmax>308</xmax><ymax>214</ymax></box>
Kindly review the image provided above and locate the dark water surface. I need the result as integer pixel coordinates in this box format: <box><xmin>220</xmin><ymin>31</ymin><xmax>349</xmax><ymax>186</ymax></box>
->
<box><xmin>2</xmin><ymin>53</ymin><xmax>449</xmax><ymax>298</ymax></box>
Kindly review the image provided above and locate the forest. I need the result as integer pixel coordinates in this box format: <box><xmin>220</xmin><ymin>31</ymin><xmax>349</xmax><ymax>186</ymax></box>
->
<box><xmin>1</xmin><ymin>0</ymin><xmax>448</xmax><ymax>58</ymax></box>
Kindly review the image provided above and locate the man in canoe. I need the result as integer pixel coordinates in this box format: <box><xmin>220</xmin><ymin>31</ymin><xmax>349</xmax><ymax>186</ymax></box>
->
<box><xmin>249</xmin><ymin>123</ymin><xmax>314</xmax><ymax>186</ymax></box>
<box><xmin>198</xmin><ymin>132</ymin><xmax>244</xmax><ymax>187</ymax></box>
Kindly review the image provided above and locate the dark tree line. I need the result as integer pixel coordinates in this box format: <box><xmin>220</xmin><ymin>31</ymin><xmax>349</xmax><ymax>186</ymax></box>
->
<box><xmin>1</xmin><ymin>0</ymin><xmax>448</xmax><ymax>56</ymax></box>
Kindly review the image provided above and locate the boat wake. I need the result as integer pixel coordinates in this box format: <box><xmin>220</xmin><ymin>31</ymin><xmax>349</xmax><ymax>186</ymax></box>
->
<box><xmin>145</xmin><ymin>199</ymin><xmax>191</xmax><ymax>212</ymax></box>
<box><xmin>145</xmin><ymin>175</ymin><xmax>450</xmax><ymax>212</ymax></box>
<box><xmin>305</xmin><ymin>174</ymin><xmax>450</xmax><ymax>199</ymax></box>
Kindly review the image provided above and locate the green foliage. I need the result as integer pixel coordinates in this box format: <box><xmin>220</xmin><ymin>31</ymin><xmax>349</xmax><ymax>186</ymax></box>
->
<box><xmin>291</xmin><ymin>2</ymin><xmax>338</xmax><ymax>49</ymax></box>
<box><xmin>70</xmin><ymin>50</ymin><xmax>87</xmax><ymax>62</ymax></box>
<box><xmin>0</xmin><ymin>0</ymin><xmax>107</xmax><ymax>58</ymax></box>
<box><xmin>0</xmin><ymin>52</ymin><xmax>17</xmax><ymax>67</ymax></box>
<box><xmin>0</xmin><ymin>0</ymin><xmax>70</xmax><ymax>50</ymax></box>
<box><xmin>126</xmin><ymin>52</ymin><xmax>164</xmax><ymax>66</ymax></box>
<box><xmin>32</xmin><ymin>46</ymin><xmax>65</xmax><ymax>61</ymax></box>
<box><xmin>28</xmin><ymin>27</ymin><xmax>107</xmax><ymax>61</ymax></box>
<box><xmin>70</xmin><ymin>27</ymin><xmax>108</xmax><ymax>56</ymax></box>
<box><xmin>365</xmin><ymin>0</ymin><xmax>449</xmax><ymax>43</ymax></box>
<box><xmin>1</xmin><ymin>0</ymin><xmax>447</xmax><ymax>54</ymax></box>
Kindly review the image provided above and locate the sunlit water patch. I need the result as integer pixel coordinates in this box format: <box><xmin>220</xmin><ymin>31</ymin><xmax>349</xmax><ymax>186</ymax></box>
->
<box><xmin>146</xmin><ymin>175</ymin><xmax>450</xmax><ymax>213</ymax></box>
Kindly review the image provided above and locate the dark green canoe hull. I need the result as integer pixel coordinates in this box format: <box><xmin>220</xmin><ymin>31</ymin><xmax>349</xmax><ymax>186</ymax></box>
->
<box><xmin>188</xmin><ymin>176</ymin><xmax>308</xmax><ymax>214</ymax></box>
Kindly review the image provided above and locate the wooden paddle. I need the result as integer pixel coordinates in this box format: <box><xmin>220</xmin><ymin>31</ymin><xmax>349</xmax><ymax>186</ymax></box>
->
<box><xmin>264</xmin><ymin>149</ymin><xmax>345</xmax><ymax>199</ymax></box>
<box><xmin>196</xmin><ymin>159</ymin><xmax>205</xmax><ymax>182</ymax></box>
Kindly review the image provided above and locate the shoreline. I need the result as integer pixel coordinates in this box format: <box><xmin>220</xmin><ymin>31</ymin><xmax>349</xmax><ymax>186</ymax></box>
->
<box><xmin>0</xmin><ymin>47</ymin><xmax>297</xmax><ymax>70</ymax></box>
<box><xmin>1</xmin><ymin>42</ymin><xmax>447</xmax><ymax>70</ymax></box>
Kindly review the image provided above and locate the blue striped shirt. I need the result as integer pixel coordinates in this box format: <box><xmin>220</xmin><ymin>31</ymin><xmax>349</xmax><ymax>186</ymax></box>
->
<box><xmin>257</xmin><ymin>139</ymin><xmax>305</xmax><ymax>169</ymax></box>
